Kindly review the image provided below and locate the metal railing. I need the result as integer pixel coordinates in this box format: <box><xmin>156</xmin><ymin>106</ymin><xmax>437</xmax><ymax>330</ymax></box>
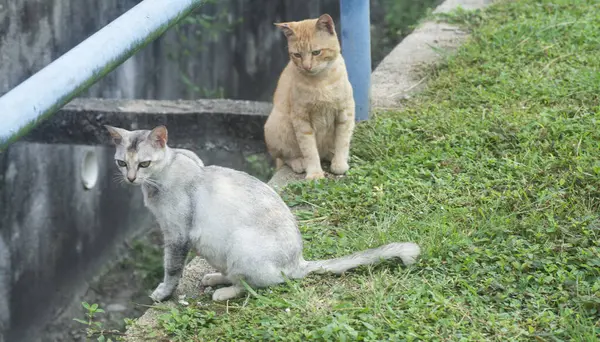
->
<box><xmin>0</xmin><ymin>0</ymin><xmax>371</xmax><ymax>150</ymax></box>
<box><xmin>341</xmin><ymin>0</ymin><xmax>371</xmax><ymax>122</ymax></box>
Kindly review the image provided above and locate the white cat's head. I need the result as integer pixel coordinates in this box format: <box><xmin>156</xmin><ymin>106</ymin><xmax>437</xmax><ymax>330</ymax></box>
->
<box><xmin>104</xmin><ymin>125</ymin><xmax>169</xmax><ymax>185</ymax></box>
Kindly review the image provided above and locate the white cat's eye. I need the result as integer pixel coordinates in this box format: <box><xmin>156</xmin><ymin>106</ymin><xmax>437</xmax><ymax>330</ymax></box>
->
<box><xmin>139</xmin><ymin>161</ymin><xmax>151</xmax><ymax>168</ymax></box>
<box><xmin>116</xmin><ymin>160</ymin><xmax>126</xmax><ymax>167</ymax></box>
<box><xmin>311</xmin><ymin>50</ymin><xmax>321</xmax><ymax>56</ymax></box>
<box><xmin>292</xmin><ymin>53</ymin><xmax>301</xmax><ymax>58</ymax></box>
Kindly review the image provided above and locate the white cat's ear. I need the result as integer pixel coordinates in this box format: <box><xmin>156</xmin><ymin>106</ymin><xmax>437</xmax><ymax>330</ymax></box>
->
<box><xmin>316</xmin><ymin>14</ymin><xmax>335</xmax><ymax>35</ymax></box>
<box><xmin>149</xmin><ymin>125</ymin><xmax>168</xmax><ymax>148</ymax></box>
<box><xmin>104</xmin><ymin>125</ymin><xmax>128</xmax><ymax>145</ymax></box>
<box><xmin>274</xmin><ymin>22</ymin><xmax>295</xmax><ymax>38</ymax></box>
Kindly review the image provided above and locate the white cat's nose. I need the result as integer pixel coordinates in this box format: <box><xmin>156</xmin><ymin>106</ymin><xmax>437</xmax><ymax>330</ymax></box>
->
<box><xmin>127</xmin><ymin>175</ymin><xmax>136</xmax><ymax>182</ymax></box>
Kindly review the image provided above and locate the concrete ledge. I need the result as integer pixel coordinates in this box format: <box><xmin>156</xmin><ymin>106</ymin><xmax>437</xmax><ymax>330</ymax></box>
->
<box><xmin>267</xmin><ymin>165</ymin><xmax>304</xmax><ymax>190</ymax></box>
<box><xmin>21</xmin><ymin>98</ymin><xmax>272</xmax><ymax>153</ymax></box>
<box><xmin>371</xmin><ymin>0</ymin><xmax>494</xmax><ymax>109</ymax></box>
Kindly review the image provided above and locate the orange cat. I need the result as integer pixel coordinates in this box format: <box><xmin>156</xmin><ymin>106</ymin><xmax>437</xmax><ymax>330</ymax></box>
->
<box><xmin>264</xmin><ymin>14</ymin><xmax>355</xmax><ymax>180</ymax></box>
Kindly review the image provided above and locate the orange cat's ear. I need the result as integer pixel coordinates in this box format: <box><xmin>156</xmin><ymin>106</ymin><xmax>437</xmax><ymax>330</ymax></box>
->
<box><xmin>316</xmin><ymin>14</ymin><xmax>335</xmax><ymax>35</ymax></box>
<box><xmin>274</xmin><ymin>22</ymin><xmax>295</xmax><ymax>38</ymax></box>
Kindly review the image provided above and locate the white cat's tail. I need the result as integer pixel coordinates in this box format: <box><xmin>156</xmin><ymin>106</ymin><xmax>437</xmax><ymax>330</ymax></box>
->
<box><xmin>298</xmin><ymin>242</ymin><xmax>421</xmax><ymax>277</ymax></box>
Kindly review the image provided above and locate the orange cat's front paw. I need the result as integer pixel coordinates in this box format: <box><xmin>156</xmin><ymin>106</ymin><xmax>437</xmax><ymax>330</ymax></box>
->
<box><xmin>288</xmin><ymin>158</ymin><xmax>305</xmax><ymax>174</ymax></box>
<box><xmin>330</xmin><ymin>159</ymin><xmax>349</xmax><ymax>175</ymax></box>
<box><xmin>305</xmin><ymin>171</ymin><xmax>325</xmax><ymax>180</ymax></box>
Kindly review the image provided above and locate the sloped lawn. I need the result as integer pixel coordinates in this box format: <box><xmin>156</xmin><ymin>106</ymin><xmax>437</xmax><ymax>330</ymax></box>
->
<box><xmin>145</xmin><ymin>1</ymin><xmax>600</xmax><ymax>340</ymax></box>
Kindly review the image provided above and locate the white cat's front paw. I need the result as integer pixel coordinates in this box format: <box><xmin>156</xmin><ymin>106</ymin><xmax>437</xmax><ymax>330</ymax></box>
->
<box><xmin>330</xmin><ymin>159</ymin><xmax>349</xmax><ymax>175</ymax></box>
<box><xmin>150</xmin><ymin>282</ymin><xmax>174</xmax><ymax>302</ymax></box>
<box><xmin>288</xmin><ymin>158</ymin><xmax>305</xmax><ymax>174</ymax></box>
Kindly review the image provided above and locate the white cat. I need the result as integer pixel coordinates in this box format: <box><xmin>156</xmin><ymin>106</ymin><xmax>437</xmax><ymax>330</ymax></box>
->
<box><xmin>105</xmin><ymin>125</ymin><xmax>421</xmax><ymax>302</ymax></box>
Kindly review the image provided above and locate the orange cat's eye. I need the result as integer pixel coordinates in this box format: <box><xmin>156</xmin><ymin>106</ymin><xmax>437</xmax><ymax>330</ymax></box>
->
<box><xmin>312</xmin><ymin>50</ymin><xmax>321</xmax><ymax>56</ymax></box>
<box><xmin>293</xmin><ymin>53</ymin><xmax>302</xmax><ymax>58</ymax></box>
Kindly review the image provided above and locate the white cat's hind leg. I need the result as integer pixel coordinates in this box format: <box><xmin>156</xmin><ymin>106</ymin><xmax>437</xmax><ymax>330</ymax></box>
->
<box><xmin>201</xmin><ymin>273</ymin><xmax>232</xmax><ymax>286</ymax></box>
<box><xmin>212</xmin><ymin>285</ymin><xmax>245</xmax><ymax>301</ymax></box>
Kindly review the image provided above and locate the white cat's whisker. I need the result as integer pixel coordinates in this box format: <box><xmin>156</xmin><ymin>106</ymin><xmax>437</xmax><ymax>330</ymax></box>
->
<box><xmin>112</xmin><ymin>172</ymin><xmax>126</xmax><ymax>185</ymax></box>
<box><xmin>143</xmin><ymin>178</ymin><xmax>164</xmax><ymax>190</ymax></box>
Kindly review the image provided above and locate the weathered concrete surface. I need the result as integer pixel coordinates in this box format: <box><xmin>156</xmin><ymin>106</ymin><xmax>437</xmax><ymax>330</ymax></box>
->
<box><xmin>17</xmin><ymin>98</ymin><xmax>274</xmax><ymax>174</ymax></box>
<box><xmin>0</xmin><ymin>0</ymin><xmax>340</xmax><ymax>101</ymax></box>
<box><xmin>371</xmin><ymin>0</ymin><xmax>495</xmax><ymax>109</ymax></box>
<box><xmin>0</xmin><ymin>237</ymin><xmax>8</xmax><ymax>342</ymax></box>
<box><xmin>23</xmin><ymin>98</ymin><xmax>271</xmax><ymax>148</ymax></box>
<box><xmin>267</xmin><ymin>165</ymin><xmax>304</xmax><ymax>190</ymax></box>
<box><xmin>0</xmin><ymin>0</ymin><xmax>413</xmax><ymax>103</ymax></box>
<box><xmin>0</xmin><ymin>142</ymin><xmax>154</xmax><ymax>342</ymax></box>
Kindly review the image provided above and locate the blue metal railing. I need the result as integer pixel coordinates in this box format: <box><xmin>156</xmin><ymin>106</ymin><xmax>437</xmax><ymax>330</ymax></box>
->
<box><xmin>341</xmin><ymin>0</ymin><xmax>371</xmax><ymax>122</ymax></box>
<box><xmin>0</xmin><ymin>0</ymin><xmax>205</xmax><ymax>149</ymax></box>
<box><xmin>0</xmin><ymin>0</ymin><xmax>371</xmax><ymax>149</ymax></box>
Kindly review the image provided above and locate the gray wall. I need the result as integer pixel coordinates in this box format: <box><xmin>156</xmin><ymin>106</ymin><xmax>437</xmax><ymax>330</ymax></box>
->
<box><xmin>0</xmin><ymin>237</ymin><xmax>8</xmax><ymax>342</ymax></box>
<box><xmin>0</xmin><ymin>0</ymin><xmax>340</xmax><ymax>101</ymax></box>
<box><xmin>0</xmin><ymin>143</ymin><xmax>153</xmax><ymax>342</ymax></box>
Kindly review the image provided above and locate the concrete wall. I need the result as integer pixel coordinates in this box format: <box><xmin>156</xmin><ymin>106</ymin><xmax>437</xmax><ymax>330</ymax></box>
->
<box><xmin>0</xmin><ymin>142</ymin><xmax>152</xmax><ymax>342</ymax></box>
<box><xmin>0</xmin><ymin>236</ymin><xmax>8</xmax><ymax>342</ymax></box>
<box><xmin>0</xmin><ymin>0</ymin><xmax>405</xmax><ymax>101</ymax></box>
<box><xmin>0</xmin><ymin>0</ymin><xmax>340</xmax><ymax>101</ymax></box>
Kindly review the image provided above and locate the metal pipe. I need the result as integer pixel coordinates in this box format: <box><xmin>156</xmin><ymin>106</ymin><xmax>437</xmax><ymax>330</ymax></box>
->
<box><xmin>340</xmin><ymin>0</ymin><xmax>372</xmax><ymax>122</ymax></box>
<box><xmin>0</xmin><ymin>0</ymin><xmax>205</xmax><ymax>150</ymax></box>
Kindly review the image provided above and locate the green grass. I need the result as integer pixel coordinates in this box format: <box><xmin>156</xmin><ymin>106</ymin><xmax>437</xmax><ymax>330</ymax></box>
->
<box><xmin>138</xmin><ymin>0</ymin><xmax>600</xmax><ymax>340</ymax></box>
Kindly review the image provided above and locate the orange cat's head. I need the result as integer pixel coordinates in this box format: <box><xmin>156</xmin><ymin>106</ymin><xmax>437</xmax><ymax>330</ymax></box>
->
<box><xmin>275</xmin><ymin>14</ymin><xmax>340</xmax><ymax>76</ymax></box>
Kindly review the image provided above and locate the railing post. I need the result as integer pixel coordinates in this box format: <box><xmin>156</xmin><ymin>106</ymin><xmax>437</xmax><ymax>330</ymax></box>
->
<box><xmin>340</xmin><ymin>0</ymin><xmax>371</xmax><ymax>122</ymax></box>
